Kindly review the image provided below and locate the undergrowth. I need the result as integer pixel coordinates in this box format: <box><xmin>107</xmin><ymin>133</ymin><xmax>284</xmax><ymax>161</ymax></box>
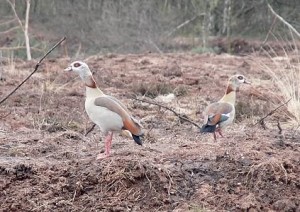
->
<box><xmin>258</xmin><ymin>30</ymin><xmax>300</xmax><ymax>126</ymax></box>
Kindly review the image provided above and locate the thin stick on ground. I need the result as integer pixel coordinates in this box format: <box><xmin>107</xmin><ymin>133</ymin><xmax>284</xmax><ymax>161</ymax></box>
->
<box><xmin>85</xmin><ymin>124</ymin><xmax>96</xmax><ymax>136</ymax></box>
<box><xmin>133</xmin><ymin>97</ymin><xmax>201</xmax><ymax>128</ymax></box>
<box><xmin>0</xmin><ymin>37</ymin><xmax>66</xmax><ymax>105</ymax></box>
<box><xmin>85</xmin><ymin>96</ymin><xmax>201</xmax><ymax>136</ymax></box>
<box><xmin>255</xmin><ymin>98</ymin><xmax>292</xmax><ymax>127</ymax></box>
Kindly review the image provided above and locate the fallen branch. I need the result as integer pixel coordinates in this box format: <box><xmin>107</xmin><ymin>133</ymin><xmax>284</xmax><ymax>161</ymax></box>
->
<box><xmin>255</xmin><ymin>98</ymin><xmax>292</xmax><ymax>127</ymax></box>
<box><xmin>85</xmin><ymin>124</ymin><xmax>96</xmax><ymax>136</ymax></box>
<box><xmin>0</xmin><ymin>36</ymin><xmax>66</xmax><ymax>105</ymax></box>
<box><xmin>267</xmin><ymin>4</ymin><xmax>300</xmax><ymax>38</ymax></box>
<box><xmin>85</xmin><ymin>96</ymin><xmax>202</xmax><ymax>136</ymax></box>
<box><xmin>133</xmin><ymin>97</ymin><xmax>201</xmax><ymax>128</ymax></box>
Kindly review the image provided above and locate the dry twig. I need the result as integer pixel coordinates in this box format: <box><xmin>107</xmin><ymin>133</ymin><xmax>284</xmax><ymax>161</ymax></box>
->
<box><xmin>85</xmin><ymin>124</ymin><xmax>96</xmax><ymax>136</ymax></box>
<box><xmin>254</xmin><ymin>98</ymin><xmax>291</xmax><ymax>128</ymax></box>
<box><xmin>85</xmin><ymin>96</ymin><xmax>201</xmax><ymax>136</ymax></box>
<box><xmin>0</xmin><ymin>37</ymin><xmax>66</xmax><ymax>105</ymax></box>
<box><xmin>133</xmin><ymin>97</ymin><xmax>201</xmax><ymax>128</ymax></box>
<box><xmin>277</xmin><ymin>119</ymin><xmax>282</xmax><ymax>135</ymax></box>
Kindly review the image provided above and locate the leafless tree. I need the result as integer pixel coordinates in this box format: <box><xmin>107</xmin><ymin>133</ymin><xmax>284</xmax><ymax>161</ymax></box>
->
<box><xmin>0</xmin><ymin>0</ymin><xmax>300</xmax><ymax>57</ymax></box>
<box><xmin>5</xmin><ymin>0</ymin><xmax>31</xmax><ymax>60</ymax></box>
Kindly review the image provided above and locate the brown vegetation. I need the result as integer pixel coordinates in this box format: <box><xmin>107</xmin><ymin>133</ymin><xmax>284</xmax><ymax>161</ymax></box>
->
<box><xmin>0</xmin><ymin>53</ymin><xmax>299</xmax><ymax>211</ymax></box>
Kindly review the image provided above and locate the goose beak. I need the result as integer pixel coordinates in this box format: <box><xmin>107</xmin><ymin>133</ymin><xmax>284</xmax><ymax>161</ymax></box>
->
<box><xmin>244</xmin><ymin>79</ymin><xmax>251</xmax><ymax>84</ymax></box>
<box><xmin>64</xmin><ymin>66</ymin><xmax>72</xmax><ymax>72</ymax></box>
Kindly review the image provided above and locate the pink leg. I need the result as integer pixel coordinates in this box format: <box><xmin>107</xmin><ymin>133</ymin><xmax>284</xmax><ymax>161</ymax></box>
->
<box><xmin>218</xmin><ymin>130</ymin><xmax>224</xmax><ymax>137</ymax></box>
<box><xmin>97</xmin><ymin>132</ymin><xmax>113</xmax><ymax>160</ymax></box>
<box><xmin>213</xmin><ymin>132</ymin><xmax>217</xmax><ymax>141</ymax></box>
<box><xmin>217</xmin><ymin>128</ymin><xmax>224</xmax><ymax>138</ymax></box>
<box><xmin>106</xmin><ymin>132</ymin><xmax>113</xmax><ymax>155</ymax></box>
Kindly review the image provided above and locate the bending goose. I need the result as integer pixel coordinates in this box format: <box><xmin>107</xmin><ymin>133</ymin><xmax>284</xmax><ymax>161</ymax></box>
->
<box><xmin>201</xmin><ymin>74</ymin><xmax>250</xmax><ymax>140</ymax></box>
<box><xmin>65</xmin><ymin>61</ymin><xmax>143</xmax><ymax>159</ymax></box>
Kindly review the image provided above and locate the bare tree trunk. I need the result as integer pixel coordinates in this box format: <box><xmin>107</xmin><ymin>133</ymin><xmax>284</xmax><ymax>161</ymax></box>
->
<box><xmin>88</xmin><ymin>0</ymin><xmax>93</xmax><ymax>11</ymax></box>
<box><xmin>6</xmin><ymin>0</ymin><xmax>32</xmax><ymax>61</ymax></box>
<box><xmin>222</xmin><ymin>0</ymin><xmax>231</xmax><ymax>36</ymax></box>
<box><xmin>202</xmin><ymin>0</ymin><xmax>210</xmax><ymax>48</ymax></box>
<box><xmin>222</xmin><ymin>0</ymin><xmax>232</xmax><ymax>52</ymax></box>
<box><xmin>226</xmin><ymin>0</ymin><xmax>231</xmax><ymax>39</ymax></box>
<box><xmin>25</xmin><ymin>0</ymin><xmax>31</xmax><ymax>60</ymax></box>
<box><xmin>202</xmin><ymin>16</ymin><xmax>207</xmax><ymax>48</ymax></box>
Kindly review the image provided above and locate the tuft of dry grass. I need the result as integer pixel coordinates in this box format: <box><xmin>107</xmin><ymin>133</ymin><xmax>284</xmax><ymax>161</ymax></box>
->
<box><xmin>246</xmin><ymin>157</ymin><xmax>288</xmax><ymax>186</ymax></box>
<box><xmin>188</xmin><ymin>204</ymin><xmax>209</xmax><ymax>212</ymax></box>
<box><xmin>258</xmin><ymin>33</ymin><xmax>300</xmax><ymax>126</ymax></box>
<box><xmin>2</xmin><ymin>52</ymin><xmax>16</xmax><ymax>75</ymax></box>
<box><xmin>235</xmin><ymin>99</ymin><xmax>271</xmax><ymax>122</ymax></box>
<box><xmin>133</xmin><ymin>82</ymin><xmax>189</xmax><ymax>98</ymax></box>
<box><xmin>133</xmin><ymin>82</ymin><xmax>175</xmax><ymax>98</ymax></box>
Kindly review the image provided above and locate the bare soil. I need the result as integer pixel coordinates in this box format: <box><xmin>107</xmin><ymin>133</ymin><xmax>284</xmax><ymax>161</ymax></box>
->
<box><xmin>0</xmin><ymin>53</ymin><xmax>299</xmax><ymax>211</ymax></box>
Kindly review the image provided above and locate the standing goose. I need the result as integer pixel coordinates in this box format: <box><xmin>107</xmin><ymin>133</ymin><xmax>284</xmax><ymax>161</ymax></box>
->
<box><xmin>200</xmin><ymin>74</ymin><xmax>250</xmax><ymax>140</ymax></box>
<box><xmin>65</xmin><ymin>61</ymin><xmax>143</xmax><ymax>159</ymax></box>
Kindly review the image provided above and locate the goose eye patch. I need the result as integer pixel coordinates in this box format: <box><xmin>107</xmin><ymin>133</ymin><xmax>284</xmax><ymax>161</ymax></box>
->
<box><xmin>237</xmin><ymin>76</ymin><xmax>244</xmax><ymax>80</ymax></box>
<box><xmin>74</xmin><ymin>63</ymin><xmax>81</xmax><ymax>67</ymax></box>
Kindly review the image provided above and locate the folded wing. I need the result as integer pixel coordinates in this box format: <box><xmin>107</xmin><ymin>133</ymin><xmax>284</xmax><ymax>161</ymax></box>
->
<box><xmin>201</xmin><ymin>102</ymin><xmax>233</xmax><ymax>133</ymax></box>
<box><xmin>94</xmin><ymin>96</ymin><xmax>143</xmax><ymax>136</ymax></box>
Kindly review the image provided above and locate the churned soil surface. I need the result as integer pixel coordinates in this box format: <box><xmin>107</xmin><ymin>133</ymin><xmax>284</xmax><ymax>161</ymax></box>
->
<box><xmin>0</xmin><ymin>52</ymin><xmax>299</xmax><ymax>211</ymax></box>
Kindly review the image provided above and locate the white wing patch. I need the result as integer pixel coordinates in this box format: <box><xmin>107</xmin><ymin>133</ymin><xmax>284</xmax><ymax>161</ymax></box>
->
<box><xmin>223</xmin><ymin>113</ymin><xmax>230</xmax><ymax>117</ymax></box>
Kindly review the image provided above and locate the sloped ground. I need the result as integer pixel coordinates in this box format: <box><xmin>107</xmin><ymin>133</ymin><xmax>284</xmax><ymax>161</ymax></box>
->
<box><xmin>0</xmin><ymin>53</ymin><xmax>299</xmax><ymax>211</ymax></box>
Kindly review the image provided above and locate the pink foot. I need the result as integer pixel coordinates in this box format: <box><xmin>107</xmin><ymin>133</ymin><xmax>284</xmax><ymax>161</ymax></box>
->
<box><xmin>96</xmin><ymin>153</ymin><xmax>110</xmax><ymax>160</ymax></box>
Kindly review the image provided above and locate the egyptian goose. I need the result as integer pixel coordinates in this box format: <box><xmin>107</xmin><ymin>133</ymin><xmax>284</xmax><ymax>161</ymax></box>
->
<box><xmin>65</xmin><ymin>61</ymin><xmax>143</xmax><ymax>159</ymax></box>
<box><xmin>200</xmin><ymin>75</ymin><xmax>250</xmax><ymax>140</ymax></box>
